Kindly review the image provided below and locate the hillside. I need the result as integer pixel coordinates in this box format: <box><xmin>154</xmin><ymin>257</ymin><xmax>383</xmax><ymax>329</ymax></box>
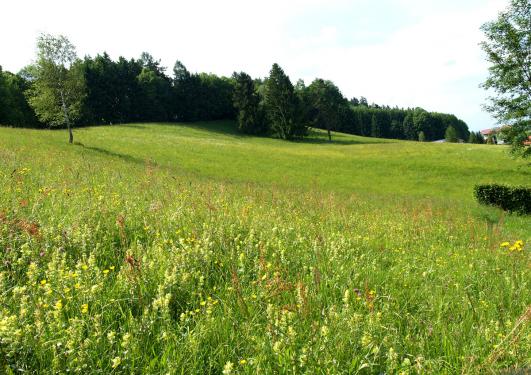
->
<box><xmin>0</xmin><ymin>122</ymin><xmax>529</xmax><ymax>373</ymax></box>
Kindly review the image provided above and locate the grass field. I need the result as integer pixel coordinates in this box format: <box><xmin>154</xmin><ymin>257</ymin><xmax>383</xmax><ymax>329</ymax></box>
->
<box><xmin>0</xmin><ymin>121</ymin><xmax>529</xmax><ymax>374</ymax></box>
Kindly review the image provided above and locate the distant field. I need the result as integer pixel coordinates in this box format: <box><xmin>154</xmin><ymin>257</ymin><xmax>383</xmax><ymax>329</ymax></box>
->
<box><xmin>0</xmin><ymin>122</ymin><xmax>529</xmax><ymax>373</ymax></box>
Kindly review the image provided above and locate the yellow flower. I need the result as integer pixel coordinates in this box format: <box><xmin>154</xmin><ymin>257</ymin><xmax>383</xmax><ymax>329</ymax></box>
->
<box><xmin>111</xmin><ymin>357</ymin><xmax>121</xmax><ymax>368</ymax></box>
<box><xmin>239</xmin><ymin>359</ymin><xmax>247</xmax><ymax>365</ymax></box>
<box><xmin>40</xmin><ymin>279</ymin><xmax>47</xmax><ymax>286</ymax></box>
<box><xmin>107</xmin><ymin>331</ymin><xmax>116</xmax><ymax>343</ymax></box>
<box><xmin>109</xmin><ymin>266</ymin><xmax>115</xmax><ymax>271</ymax></box>
<box><xmin>81</xmin><ymin>264</ymin><xmax>88</xmax><ymax>270</ymax></box>
<box><xmin>81</xmin><ymin>304</ymin><xmax>88</xmax><ymax>314</ymax></box>
<box><xmin>103</xmin><ymin>269</ymin><xmax>109</xmax><ymax>275</ymax></box>
<box><xmin>500</xmin><ymin>242</ymin><xmax>510</xmax><ymax>247</ymax></box>
<box><xmin>54</xmin><ymin>300</ymin><xmax>63</xmax><ymax>310</ymax></box>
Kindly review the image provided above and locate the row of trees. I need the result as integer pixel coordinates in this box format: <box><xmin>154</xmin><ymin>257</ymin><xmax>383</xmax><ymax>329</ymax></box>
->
<box><xmin>1</xmin><ymin>33</ymin><xmax>471</xmax><ymax>143</ymax></box>
<box><xmin>234</xmin><ymin>68</ymin><xmax>470</xmax><ymax>141</ymax></box>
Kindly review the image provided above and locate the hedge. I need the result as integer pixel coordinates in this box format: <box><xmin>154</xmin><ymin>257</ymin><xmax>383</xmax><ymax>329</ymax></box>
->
<box><xmin>474</xmin><ymin>184</ymin><xmax>531</xmax><ymax>214</ymax></box>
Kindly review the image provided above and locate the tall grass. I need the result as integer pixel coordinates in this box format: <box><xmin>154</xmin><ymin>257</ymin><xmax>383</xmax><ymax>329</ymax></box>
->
<box><xmin>0</xmin><ymin>122</ymin><xmax>529</xmax><ymax>373</ymax></box>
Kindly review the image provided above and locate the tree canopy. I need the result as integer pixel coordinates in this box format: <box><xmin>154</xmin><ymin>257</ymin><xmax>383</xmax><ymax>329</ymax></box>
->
<box><xmin>1</xmin><ymin>35</ymin><xmax>472</xmax><ymax>144</ymax></box>
<box><xmin>481</xmin><ymin>0</ymin><xmax>531</xmax><ymax>157</ymax></box>
<box><xmin>25</xmin><ymin>33</ymin><xmax>85</xmax><ymax>143</ymax></box>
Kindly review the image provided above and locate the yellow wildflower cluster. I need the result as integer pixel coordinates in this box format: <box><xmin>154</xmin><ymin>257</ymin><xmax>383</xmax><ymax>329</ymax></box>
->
<box><xmin>500</xmin><ymin>240</ymin><xmax>525</xmax><ymax>253</ymax></box>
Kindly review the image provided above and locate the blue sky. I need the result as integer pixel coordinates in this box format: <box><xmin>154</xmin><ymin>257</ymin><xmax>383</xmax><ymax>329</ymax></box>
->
<box><xmin>0</xmin><ymin>0</ymin><xmax>508</xmax><ymax>131</ymax></box>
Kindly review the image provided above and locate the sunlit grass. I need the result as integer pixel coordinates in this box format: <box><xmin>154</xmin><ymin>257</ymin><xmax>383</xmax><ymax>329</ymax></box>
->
<box><xmin>0</xmin><ymin>121</ymin><xmax>529</xmax><ymax>373</ymax></box>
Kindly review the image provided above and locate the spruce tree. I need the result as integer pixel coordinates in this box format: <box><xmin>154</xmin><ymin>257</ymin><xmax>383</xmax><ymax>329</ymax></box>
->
<box><xmin>370</xmin><ymin>113</ymin><xmax>381</xmax><ymax>137</ymax></box>
<box><xmin>263</xmin><ymin>63</ymin><xmax>305</xmax><ymax>140</ymax></box>
<box><xmin>232</xmin><ymin>72</ymin><xmax>264</xmax><ymax>134</ymax></box>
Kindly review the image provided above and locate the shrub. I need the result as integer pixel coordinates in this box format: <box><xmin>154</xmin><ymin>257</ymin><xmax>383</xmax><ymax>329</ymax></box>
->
<box><xmin>474</xmin><ymin>184</ymin><xmax>531</xmax><ymax>214</ymax></box>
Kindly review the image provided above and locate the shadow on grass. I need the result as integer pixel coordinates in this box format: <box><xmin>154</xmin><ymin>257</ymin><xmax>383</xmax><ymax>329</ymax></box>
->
<box><xmin>118</xmin><ymin>124</ymin><xmax>147</xmax><ymax>129</ymax></box>
<box><xmin>75</xmin><ymin>143</ymin><xmax>148</xmax><ymax>165</ymax></box>
<box><xmin>298</xmin><ymin>129</ymin><xmax>396</xmax><ymax>146</ymax></box>
<box><xmin>176</xmin><ymin>122</ymin><xmax>395</xmax><ymax>146</ymax></box>
<box><xmin>153</xmin><ymin>121</ymin><xmax>250</xmax><ymax>139</ymax></box>
<box><xmin>299</xmin><ymin>137</ymin><xmax>394</xmax><ymax>146</ymax></box>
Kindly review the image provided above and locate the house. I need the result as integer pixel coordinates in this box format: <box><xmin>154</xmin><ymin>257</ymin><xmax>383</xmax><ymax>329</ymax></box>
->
<box><xmin>480</xmin><ymin>127</ymin><xmax>506</xmax><ymax>144</ymax></box>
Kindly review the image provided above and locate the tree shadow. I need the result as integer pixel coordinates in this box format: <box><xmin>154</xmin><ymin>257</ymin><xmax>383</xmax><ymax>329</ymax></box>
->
<box><xmin>176</xmin><ymin>122</ymin><xmax>395</xmax><ymax>145</ymax></box>
<box><xmin>299</xmin><ymin>137</ymin><xmax>394</xmax><ymax>146</ymax></box>
<box><xmin>76</xmin><ymin>143</ymin><xmax>148</xmax><ymax>165</ymax></box>
<box><xmin>119</xmin><ymin>124</ymin><xmax>147</xmax><ymax>129</ymax></box>
<box><xmin>155</xmin><ymin>121</ymin><xmax>250</xmax><ymax>139</ymax></box>
<box><xmin>298</xmin><ymin>129</ymin><xmax>396</xmax><ymax>146</ymax></box>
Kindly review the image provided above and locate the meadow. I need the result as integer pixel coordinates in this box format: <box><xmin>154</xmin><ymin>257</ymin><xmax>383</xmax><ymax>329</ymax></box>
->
<box><xmin>0</xmin><ymin>121</ymin><xmax>529</xmax><ymax>374</ymax></box>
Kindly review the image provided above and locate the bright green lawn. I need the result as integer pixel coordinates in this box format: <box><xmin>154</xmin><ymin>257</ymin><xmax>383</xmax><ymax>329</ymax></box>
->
<box><xmin>0</xmin><ymin>121</ymin><xmax>529</xmax><ymax>374</ymax></box>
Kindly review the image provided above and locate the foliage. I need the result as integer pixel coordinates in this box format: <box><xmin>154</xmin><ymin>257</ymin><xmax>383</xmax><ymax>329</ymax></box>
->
<box><xmin>468</xmin><ymin>131</ymin><xmax>485</xmax><ymax>144</ymax></box>
<box><xmin>0</xmin><ymin>122</ymin><xmax>529</xmax><ymax>373</ymax></box>
<box><xmin>25</xmin><ymin>34</ymin><xmax>86</xmax><ymax>143</ymax></box>
<box><xmin>347</xmin><ymin>105</ymin><xmax>469</xmax><ymax>141</ymax></box>
<box><xmin>0</xmin><ymin>66</ymin><xmax>38</xmax><ymax>127</ymax></box>
<box><xmin>232</xmin><ymin>72</ymin><xmax>266</xmax><ymax>134</ymax></box>
<box><xmin>304</xmin><ymin>79</ymin><xmax>348</xmax><ymax>141</ymax></box>
<box><xmin>263</xmin><ymin>64</ymin><xmax>306</xmax><ymax>140</ymax></box>
<box><xmin>475</xmin><ymin>184</ymin><xmax>531</xmax><ymax>214</ymax></box>
<box><xmin>3</xmin><ymin>40</ymin><xmax>470</xmax><ymax>143</ymax></box>
<box><xmin>499</xmin><ymin>124</ymin><xmax>531</xmax><ymax>158</ymax></box>
<box><xmin>445</xmin><ymin>125</ymin><xmax>458</xmax><ymax>143</ymax></box>
<box><xmin>481</xmin><ymin>0</ymin><xmax>531</xmax><ymax>158</ymax></box>
<box><xmin>172</xmin><ymin>61</ymin><xmax>235</xmax><ymax>122</ymax></box>
<box><xmin>418</xmin><ymin>131</ymin><xmax>426</xmax><ymax>142</ymax></box>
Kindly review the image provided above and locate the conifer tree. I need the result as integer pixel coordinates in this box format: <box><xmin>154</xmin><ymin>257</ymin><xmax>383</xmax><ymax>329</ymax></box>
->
<box><xmin>232</xmin><ymin>71</ymin><xmax>265</xmax><ymax>134</ymax></box>
<box><xmin>263</xmin><ymin>63</ymin><xmax>305</xmax><ymax>140</ymax></box>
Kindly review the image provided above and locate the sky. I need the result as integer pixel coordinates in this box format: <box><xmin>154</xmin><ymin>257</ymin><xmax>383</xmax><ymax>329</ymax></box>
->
<box><xmin>0</xmin><ymin>0</ymin><xmax>508</xmax><ymax>131</ymax></box>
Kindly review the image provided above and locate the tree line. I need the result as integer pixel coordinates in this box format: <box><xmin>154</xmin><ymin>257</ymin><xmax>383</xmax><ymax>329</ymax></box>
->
<box><xmin>0</xmin><ymin>33</ymin><xmax>471</xmax><ymax>143</ymax></box>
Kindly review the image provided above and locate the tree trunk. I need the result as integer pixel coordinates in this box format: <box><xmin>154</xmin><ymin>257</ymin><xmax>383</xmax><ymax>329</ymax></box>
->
<box><xmin>60</xmin><ymin>90</ymin><xmax>73</xmax><ymax>144</ymax></box>
<box><xmin>328</xmin><ymin>128</ymin><xmax>332</xmax><ymax>142</ymax></box>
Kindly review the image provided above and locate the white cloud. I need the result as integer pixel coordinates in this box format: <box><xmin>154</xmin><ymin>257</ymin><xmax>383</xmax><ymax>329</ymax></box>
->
<box><xmin>0</xmin><ymin>0</ymin><xmax>507</xmax><ymax>130</ymax></box>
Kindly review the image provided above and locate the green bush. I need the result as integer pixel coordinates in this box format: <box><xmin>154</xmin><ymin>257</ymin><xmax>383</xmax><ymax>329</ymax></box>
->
<box><xmin>474</xmin><ymin>184</ymin><xmax>531</xmax><ymax>214</ymax></box>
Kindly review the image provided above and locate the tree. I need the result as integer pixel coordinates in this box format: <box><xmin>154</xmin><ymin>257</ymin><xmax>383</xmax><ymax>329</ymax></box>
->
<box><xmin>0</xmin><ymin>69</ymin><xmax>39</xmax><ymax>127</ymax></box>
<box><xmin>80</xmin><ymin>53</ymin><xmax>143</xmax><ymax>124</ymax></box>
<box><xmin>445</xmin><ymin>125</ymin><xmax>458</xmax><ymax>143</ymax></box>
<box><xmin>499</xmin><ymin>124</ymin><xmax>530</xmax><ymax>157</ymax></box>
<box><xmin>481</xmin><ymin>0</ymin><xmax>530</xmax><ymax>157</ymax></box>
<box><xmin>370</xmin><ymin>113</ymin><xmax>382</xmax><ymax>138</ymax></box>
<box><xmin>25</xmin><ymin>34</ymin><xmax>85</xmax><ymax>143</ymax></box>
<box><xmin>402</xmin><ymin>113</ymin><xmax>416</xmax><ymax>140</ymax></box>
<box><xmin>232</xmin><ymin>72</ymin><xmax>265</xmax><ymax>134</ymax></box>
<box><xmin>418</xmin><ymin>131</ymin><xmax>426</xmax><ymax>142</ymax></box>
<box><xmin>469</xmin><ymin>131</ymin><xmax>485</xmax><ymax>144</ymax></box>
<box><xmin>306</xmin><ymin>79</ymin><xmax>346</xmax><ymax>141</ymax></box>
<box><xmin>263</xmin><ymin>63</ymin><xmax>305</xmax><ymax>140</ymax></box>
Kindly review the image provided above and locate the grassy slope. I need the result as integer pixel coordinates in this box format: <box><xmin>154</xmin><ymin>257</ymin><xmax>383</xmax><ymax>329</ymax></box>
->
<box><xmin>0</xmin><ymin>121</ymin><xmax>529</xmax><ymax>374</ymax></box>
<box><xmin>3</xmin><ymin>121</ymin><xmax>530</xmax><ymax>196</ymax></box>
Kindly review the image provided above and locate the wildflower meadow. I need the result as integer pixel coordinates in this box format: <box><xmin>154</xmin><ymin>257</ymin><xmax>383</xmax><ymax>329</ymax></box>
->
<box><xmin>0</xmin><ymin>122</ymin><xmax>529</xmax><ymax>374</ymax></box>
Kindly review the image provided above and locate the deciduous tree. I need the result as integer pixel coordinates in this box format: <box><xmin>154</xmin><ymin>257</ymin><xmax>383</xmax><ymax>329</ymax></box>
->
<box><xmin>26</xmin><ymin>34</ymin><xmax>85</xmax><ymax>143</ymax></box>
<box><xmin>481</xmin><ymin>0</ymin><xmax>530</xmax><ymax>157</ymax></box>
